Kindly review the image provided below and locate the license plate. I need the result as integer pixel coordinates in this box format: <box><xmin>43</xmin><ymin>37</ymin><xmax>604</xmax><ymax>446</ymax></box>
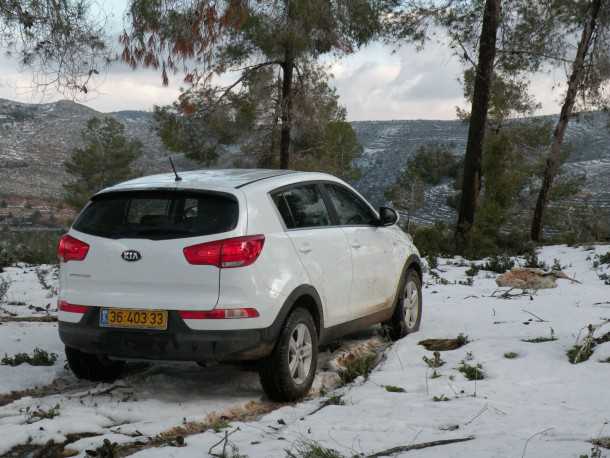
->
<box><xmin>100</xmin><ymin>308</ymin><xmax>168</xmax><ymax>330</ymax></box>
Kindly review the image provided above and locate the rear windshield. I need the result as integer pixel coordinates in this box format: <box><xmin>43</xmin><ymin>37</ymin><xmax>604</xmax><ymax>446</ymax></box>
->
<box><xmin>73</xmin><ymin>190</ymin><xmax>238</xmax><ymax>240</ymax></box>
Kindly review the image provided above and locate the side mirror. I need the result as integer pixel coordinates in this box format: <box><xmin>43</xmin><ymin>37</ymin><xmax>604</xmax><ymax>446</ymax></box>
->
<box><xmin>378</xmin><ymin>207</ymin><xmax>399</xmax><ymax>226</ymax></box>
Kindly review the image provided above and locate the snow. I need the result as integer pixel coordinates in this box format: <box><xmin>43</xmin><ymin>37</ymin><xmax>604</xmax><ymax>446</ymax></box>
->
<box><xmin>0</xmin><ymin>245</ymin><xmax>609</xmax><ymax>457</ymax></box>
<box><xmin>0</xmin><ymin>264</ymin><xmax>58</xmax><ymax>317</ymax></box>
<box><xmin>0</xmin><ymin>322</ymin><xmax>65</xmax><ymax>392</ymax></box>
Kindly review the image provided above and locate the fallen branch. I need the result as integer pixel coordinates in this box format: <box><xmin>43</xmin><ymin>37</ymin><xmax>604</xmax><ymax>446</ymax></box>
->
<box><xmin>490</xmin><ymin>288</ymin><xmax>531</xmax><ymax>299</ymax></box>
<box><xmin>521</xmin><ymin>427</ymin><xmax>554</xmax><ymax>457</ymax></box>
<box><xmin>464</xmin><ymin>404</ymin><xmax>489</xmax><ymax>426</ymax></box>
<box><xmin>366</xmin><ymin>436</ymin><xmax>475</xmax><ymax>457</ymax></box>
<box><xmin>0</xmin><ymin>306</ymin><xmax>17</xmax><ymax>317</ymax></box>
<box><xmin>307</xmin><ymin>395</ymin><xmax>344</xmax><ymax>416</ymax></box>
<box><xmin>209</xmin><ymin>428</ymin><xmax>240</xmax><ymax>458</ymax></box>
<box><xmin>77</xmin><ymin>384</ymin><xmax>131</xmax><ymax>398</ymax></box>
<box><xmin>521</xmin><ymin>309</ymin><xmax>548</xmax><ymax>322</ymax></box>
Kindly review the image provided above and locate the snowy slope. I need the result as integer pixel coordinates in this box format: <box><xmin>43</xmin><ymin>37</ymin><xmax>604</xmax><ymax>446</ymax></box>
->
<box><xmin>0</xmin><ymin>245</ymin><xmax>609</xmax><ymax>457</ymax></box>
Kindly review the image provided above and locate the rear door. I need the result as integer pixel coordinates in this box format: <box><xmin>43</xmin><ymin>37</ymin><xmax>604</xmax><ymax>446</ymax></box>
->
<box><xmin>271</xmin><ymin>183</ymin><xmax>353</xmax><ymax>327</ymax></box>
<box><xmin>62</xmin><ymin>190</ymin><xmax>240</xmax><ymax>311</ymax></box>
<box><xmin>322</xmin><ymin>183</ymin><xmax>394</xmax><ymax>318</ymax></box>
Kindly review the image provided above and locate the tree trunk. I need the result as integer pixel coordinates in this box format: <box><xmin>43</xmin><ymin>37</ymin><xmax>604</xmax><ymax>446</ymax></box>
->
<box><xmin>455</xmin><ymin>0</ymin><xmax>501</xmax><ymax>247</ymax></box>
<box><xmin>259</xmin><ymin>75</ymin><xmax>282</xmax><ymax>168</ymax></box>
<box><xmin>530</xmin><ymin>0</ymin><xmax>602</xmax><ymax>242</ymax></box>
<box><xmin>279</xmin><ymin>52</ymin><xmax>294</xmax><ymax>170</ymax></box>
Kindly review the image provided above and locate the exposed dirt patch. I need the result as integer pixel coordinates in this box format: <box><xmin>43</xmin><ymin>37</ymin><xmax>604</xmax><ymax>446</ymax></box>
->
<box><xmin>1</xmin><ymin>433</ymin><xmax>98</xmax><ymax>458</ymax></box>
<box><xmin>107</xmin><ymin>400</ymin><xmax>281</xmax><ymax>457</ymax></box>
<box><xmin>0</xmin><ymin>378</ymin><xmax>92</xmax><ymax>407</ymax></box>
<box><xmin>0</xmin><ymin>315</ymin><xmax>57</xmax><ymax>323</ymax></box>
<box><xmin>419</xmin><ymin>336</ymin><xmax>468</xmax><ymax>351</ymax></box>
<box><xmin>496</xmin><ymin>267</ymin><xmax>580</xmax><ymax>289</ymax></box>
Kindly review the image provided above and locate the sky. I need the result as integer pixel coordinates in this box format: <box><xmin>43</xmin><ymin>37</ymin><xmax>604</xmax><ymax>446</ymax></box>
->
<box><xmin>0</xmin><ymin>2</ymin><xmax>568</xmax><ymax>121</ymax></box>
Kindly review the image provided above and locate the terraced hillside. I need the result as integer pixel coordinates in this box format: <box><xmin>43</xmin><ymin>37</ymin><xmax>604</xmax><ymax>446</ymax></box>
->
<box><xmin>353</xmin><ymin>112</ymin><xmax>610</xmax><ymax>224</ymax></box>
<box><xmin>1</xmin><ymin>98</ymin><xmax>609</xmax><ymax>227</ymax></box>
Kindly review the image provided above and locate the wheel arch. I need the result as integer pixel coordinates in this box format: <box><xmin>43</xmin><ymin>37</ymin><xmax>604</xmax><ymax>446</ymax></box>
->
<box><xmin>391</xmin><ymin>254</ymin><xmax>423</xmax><ymax>311</ymax></box>
<box><xmin>272</xmin><ymin>284</ymin><xmax>324</xmax><ymax>340</ymax></box>
<box><xmin>407</xmin><ymin>254</ymin><xmax>423</xmax><ymax>283</ymax></box>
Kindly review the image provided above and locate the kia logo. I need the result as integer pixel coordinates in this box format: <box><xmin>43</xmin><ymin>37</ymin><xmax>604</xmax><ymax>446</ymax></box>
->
<box><xmin>121</xmin><ymin>250</ymin><xmax>142</xmax><ymax>262</ymax></box>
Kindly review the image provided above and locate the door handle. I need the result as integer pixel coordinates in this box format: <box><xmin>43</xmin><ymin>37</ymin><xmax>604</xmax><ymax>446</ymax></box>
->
<box><xmin>299</xmin><ymin>246</ymin><xmax>312</xmax><ymax>254</ymax></box>
<box><xmin>351</xmin><ymin>242</ymin><xmax>362</xmax><ymax>249</ymax></box>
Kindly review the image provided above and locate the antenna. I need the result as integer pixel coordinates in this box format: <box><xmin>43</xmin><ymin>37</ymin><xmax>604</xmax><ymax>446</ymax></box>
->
<box><xmin>169</xmin><ymin>156</ymin><xmax>182</xmax><ymax>182</ymax></box>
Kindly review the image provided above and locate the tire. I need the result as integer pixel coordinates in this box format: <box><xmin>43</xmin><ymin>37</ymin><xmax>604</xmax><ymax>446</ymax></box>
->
<box><xmin>258</xmin><ymin>308</ymin><xmax>318</xmax><ymax>402</ymax></box>
<box><xmin>386</xmin><ymin>268</ymin><xmax>422</xmax><ymax>341</ymax></box>
<box><xmin>65</xmin><ymin>346</ymin><xmax>125</xmax><ymax>382</ymax></box>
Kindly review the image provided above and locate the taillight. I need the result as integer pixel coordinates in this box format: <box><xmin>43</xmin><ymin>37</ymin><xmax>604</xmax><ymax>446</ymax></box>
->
<box><xmin>58</xmin><ymin>235</ymin><xmax>89</xmax><ymax>262</ymax></box>
<box><xmin>58</xmin><ymin>300</ymin><xmax>89</xmax><ymax>314</ymax></box>
<box><xmin>179</xmin><ymin>308</ymin><xmax>259</xmax><ymax>319</ymax></box>
<box><xmin>183</xmin><ymin>235</ymin><xmax>265</xmax><ymax>268</ymax></box>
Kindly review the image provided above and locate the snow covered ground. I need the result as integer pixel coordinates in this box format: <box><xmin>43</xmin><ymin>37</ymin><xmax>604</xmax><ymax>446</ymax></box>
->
<box><xmin>0</xmin><ymin>245</ymin><xmax>609</xmax><ymax>457</ymax></box>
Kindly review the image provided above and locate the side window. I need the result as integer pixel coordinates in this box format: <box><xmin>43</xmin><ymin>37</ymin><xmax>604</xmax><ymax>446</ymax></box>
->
<box><xmin>325</xmin><ymin>184</ymin><xmax>378</xmax><ymax>226</ymax></box>
<box><xmin>272</xmin><ymin>184</ymin><xmax>331</xmax><ymax>229</ymax></box>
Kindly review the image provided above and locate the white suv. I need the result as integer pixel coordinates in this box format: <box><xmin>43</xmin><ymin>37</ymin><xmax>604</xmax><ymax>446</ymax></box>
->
<box><xmin>58</xmin><ymin>169</ymin><xmax>422</xmax><ymax>401</ymax></box>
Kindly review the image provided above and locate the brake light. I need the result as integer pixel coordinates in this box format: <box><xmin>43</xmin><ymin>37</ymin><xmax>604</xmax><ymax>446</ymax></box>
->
<box><xmin>179</xmin><ymin>308</ymin><xmax>259</xmax><ymax>319</ymax></box>
<box><xmin>58</xmin><ymin>235</ymin><xmax>89</xmax><ymax>262</ymax></box>
<box><xmin>183</xmin><ymin>235</ymin><xmax>265</xmax><ymax>268</ymax></box>
<box><xmin>58</xmin><ymin>300</ymin><xmax>89</xmax><ymax>314</ymax></box>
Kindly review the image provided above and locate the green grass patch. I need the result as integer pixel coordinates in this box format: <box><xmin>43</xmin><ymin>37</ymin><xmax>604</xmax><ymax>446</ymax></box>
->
<box><xmin>209</xmin><ymin>417</ymin><xmax>231</xmax><ymax>433</ymax></box>
<box><xmin>503</xmin><ymin>352</ymin><xmax>519</xmax><ymax>359</ymax></box>
<box><xmin>567</xmin><ymin>345</ymin><xmax>594</xmax><ymax>364</ymax></box>
<box><xmin>465</xmin><ymin>263</ymin><xmax>480</xmax><ymax>277</ymax></box>
<box><xmin>522</xmin><ymin>336</ymin><xmax>558</xmax><ymax>343</ymax></box>
<box><xmin>1</xmin><ymin>348</ymin><xmax>58</xmax><ymax>366</ymax></box>
<box><xmin>384</xmin><ymin>385</ymin><xmax>406</xmax><ymax>393</ymax></box>
<box><xmin>325</xmin><ymin>394</ymin><xmax>345</xmax><ymax>405</ymax></box>
<box><xmin>458</xmin><ymin>361</ymin><xmax>485</xmax><ymax>380</ymax></box>
<box><xmin>598</xmin><ymin>252</ymin><xmax>610</xmax><ymax>265</ymax></box>
<box><xmin>287</xmin><ymin>441</ymin><xmax>345</xmax><ymax>458</ymax></box>
<box><xmin>338</xmin><ymin>352</ymin><xmax>377</xmax><ymax>385</ymax></box>
<box><xmin>432</xmin><ymin>394</ymin><xmax>450</xmax><ymax>402</ymax></box>
<box><xmin>522</xmin><ymin>329</ymin><xmax>557</xmax><ymax>343</ymax></box>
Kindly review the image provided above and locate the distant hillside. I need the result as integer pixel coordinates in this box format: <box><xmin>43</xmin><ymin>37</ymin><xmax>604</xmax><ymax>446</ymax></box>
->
<box><xmin>0</xmin><ymin>98</ymin><xmax>196</xmax><ymax>203</ymax></box>
<box><xmin>353</xmin><ymin>113</ymin><xmax>610</xmax><ymax>224</ymax></box>
<box><xmin>1</xmin><ymin>98</ymin><xmax>610</xmax><ymax>227</ymax></box>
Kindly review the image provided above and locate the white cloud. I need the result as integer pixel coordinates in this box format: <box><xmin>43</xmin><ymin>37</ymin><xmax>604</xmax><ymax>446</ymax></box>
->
<box><xmin>330</xmin><ymin>40</ymin><xmax>466</xmax><ymax>120</ymax></box>
<box><xmin>0</xmin><ymin>30</ymin><xmax>567</xmax><ymax>120</ymax></box>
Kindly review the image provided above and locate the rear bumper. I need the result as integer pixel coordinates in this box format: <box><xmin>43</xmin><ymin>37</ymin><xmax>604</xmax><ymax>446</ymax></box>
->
<box><xmin>58</xmin><ymin>308</ymin><xmax>277</xmax><ymax>362</ymax></box>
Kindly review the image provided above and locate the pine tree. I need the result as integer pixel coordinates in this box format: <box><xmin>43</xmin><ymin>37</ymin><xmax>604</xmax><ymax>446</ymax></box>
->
<box><xmin>0</xmin><ymin>1</ymin><xmax>109</xmax><ymax>95</ymax></box>
<box><xmin>531</xmin><ymin>0</ymin><xmax>610</xmax><ymax>241</ymax></box>
<box><xmin>387</xmin><ymin>1</ymin><xmax>565</xmax><ymax>248</ymax></box>
<box><xmin>455</xmin><ymin>0</ymin><xmax>501</xmax><ymax>246</ymax></box>
<box><xmin>63</xmin><ymin>117</ymin><xmax>142</xmax><ymax>209</ymax></box>
<box><xmin>154</xmin><ymin>61</ymin><xmax>362</xmax><ymax>179</ymax></box>
<box><xmin>121</xmin><ymin>0</ymin><xmax>385</xmax><ymax>169</ymax></box>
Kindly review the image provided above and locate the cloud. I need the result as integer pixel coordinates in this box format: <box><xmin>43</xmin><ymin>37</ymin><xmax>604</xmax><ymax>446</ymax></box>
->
<box><xmin>0</xmin><ymin>32</ymin><xmax>566</xmax><ymax>120</ymax></box>
<box><xmin>330</xmin><ymin>41</ymin><xmax>466</xmax><ymax>120</ymax></box>
<box><xmin>0</xmin><ymin>54</ymin><xmax>181</xmax><ymax>112</ymax></box>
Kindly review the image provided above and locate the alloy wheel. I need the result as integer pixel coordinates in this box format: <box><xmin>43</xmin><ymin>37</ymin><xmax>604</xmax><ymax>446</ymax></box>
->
<box><xmin>287</xmin><ymin>323</ymin><xmax>313</xmax><ymax>384</ymax></box>
<box><xmin>404</xmin><ymin>278</ymin><xmax>420</xmax><ymax>330</ymax></box>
